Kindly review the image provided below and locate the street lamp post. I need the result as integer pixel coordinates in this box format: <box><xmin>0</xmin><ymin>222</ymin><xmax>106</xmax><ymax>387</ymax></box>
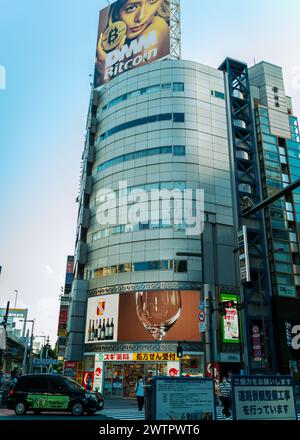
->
<box><xmin>21</xmin><ymin>329</ymin><xmax>29</xmax><ymax>374</ymax></box>
<box><xmin>13</xmin><ymin>290</ymin><xmax>19</xmax><ymax>309</ymax></box>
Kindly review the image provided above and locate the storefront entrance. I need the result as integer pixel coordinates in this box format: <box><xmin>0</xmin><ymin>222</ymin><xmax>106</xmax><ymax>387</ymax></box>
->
<box><xmin>104</xmin><ymin>363</ymin><xmax>168</xmax><ymax>399</ymax></box>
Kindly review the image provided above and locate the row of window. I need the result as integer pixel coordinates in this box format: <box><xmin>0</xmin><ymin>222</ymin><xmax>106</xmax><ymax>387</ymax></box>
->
<box><xmin>272</xmin><ymin>229</ymin><xmax>298</xmax><ymax>243</ymax></box>
<box><xmin>287</xmin><ymin>139</ymin><xmax>300</xmax><ymax>152</ymax></box>
<box><xmin>98</xmin><ymin>113</ymin><xmax>185</xmax><ymax>142</ymax></box>
<box><xmin>102</xmin><ymin>82</ymin><xmax>185</xmax><ymax>112</ymax></box>
<box><xmin>256</xmin><ymin>111</ymin><xmax>270</xmax><ymax>135</ymax></box>
<box><xmin>93</xmin><ymin>220</ymin><xmax>188</xmax><ymax>241</ymax></box>
<box><xmin>93</xmin><ymin>260</ymin><xmax>188</xmax><ymax>278</ymax></box>
<box><xmin>96</xmin><ymin>145</ymin><xmax>186</xmax><ymax>173</ymax></box>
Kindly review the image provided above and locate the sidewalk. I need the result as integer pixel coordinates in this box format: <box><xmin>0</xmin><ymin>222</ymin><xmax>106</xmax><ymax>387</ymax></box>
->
<box><xmin>0</xmin><ymin>408</ymin><xmax>14</xmax><ymax>416</ymax></box>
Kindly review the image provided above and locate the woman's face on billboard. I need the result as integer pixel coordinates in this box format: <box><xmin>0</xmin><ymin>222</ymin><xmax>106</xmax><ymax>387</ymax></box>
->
<box><xmin>119</xmin><ymin>0</ymin><xmax>164</xmax><ymax>40</ymax></box>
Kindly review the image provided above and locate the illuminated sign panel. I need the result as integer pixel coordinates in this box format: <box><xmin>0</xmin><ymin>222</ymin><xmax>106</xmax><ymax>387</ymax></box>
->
<box><xmin>220</xmin><ymin>294</ymin><xmax>240</xmax><ymax>344</ymax></box>
<box><xmin>85</xmin><ymin>291</ymin><xmax>200</xmax><ymax>344</ymax></box>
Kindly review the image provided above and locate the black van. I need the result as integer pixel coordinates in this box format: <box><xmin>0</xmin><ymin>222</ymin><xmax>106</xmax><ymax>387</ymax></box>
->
<box><xmin>7</xmin><ymin>374</ymin><xmax>104</xmax><ymax>416</ymax></box>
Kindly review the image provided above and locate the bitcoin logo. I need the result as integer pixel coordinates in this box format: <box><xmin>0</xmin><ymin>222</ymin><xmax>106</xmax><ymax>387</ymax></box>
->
<box><xmin>108</xmin><ymin>27</ymin><xmax>119</xmax><ymax>45</ymax></box>
<box><xmin>102</xmin><ymin>21</ymin><xmax>127</xmax><ymax>51</ymax></box>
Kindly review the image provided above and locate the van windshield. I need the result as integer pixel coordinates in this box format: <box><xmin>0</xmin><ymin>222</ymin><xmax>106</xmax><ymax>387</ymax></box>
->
<box><xmin>66</xmin><ymin>378</ymin><xmax>85</xmax><ymax>392</ymax></box>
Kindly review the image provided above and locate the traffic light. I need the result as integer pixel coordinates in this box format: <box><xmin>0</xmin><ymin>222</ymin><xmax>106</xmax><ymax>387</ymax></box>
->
<box><xmin>177</xmin><ymin>344</ymin><xmax>183</xmax><ymax>358</ymax></box>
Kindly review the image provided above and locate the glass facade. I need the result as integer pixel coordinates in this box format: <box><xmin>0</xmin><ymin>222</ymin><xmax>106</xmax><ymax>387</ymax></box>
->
<box><xmin>256</xmin><ymin>106</ymin><xmax>300</xmax><ymax>297</ymax></box>
<box><xmin>101</xmin><ymin>82</ymin><xmax>185</xmax><ymax>113</ymax></box>
<box><xmin>91</xmin><ymin>259</ymin><xmax>187</xmax><ymax>279</ymax></box>
<box><xmin>98</xmin><ymin>113</ymin><xmax>185</xmax><ymax>142</ymax></box>
<box><xmin>96</xmin><ymin>146</ymin><xmax>185</xmax><ymax>174</ymax></box>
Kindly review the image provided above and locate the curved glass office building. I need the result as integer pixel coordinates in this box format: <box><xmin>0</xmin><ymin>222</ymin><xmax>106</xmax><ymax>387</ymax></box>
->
<box><xmin>66</xmin><ymin>58</ymin><xmax>238</xmax><ymax>398</ymax></box>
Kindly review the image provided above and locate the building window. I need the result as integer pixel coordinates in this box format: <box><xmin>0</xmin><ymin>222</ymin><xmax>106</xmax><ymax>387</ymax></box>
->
<box><xmin>279</xmin><ymin>147</ymin><xmax>286</xmax><ymax>156</ymax></box>
<box><xmin>289</xmin><ymin>232</ymin><xmax>298</xmax><ymax>242</ymax></box>
<box><xmin>287</xmin><ymin>211</ymin><xmax>294</xmax><ymax>222</ymax></box>
<box><xmin>263</xmin><ymin>143</ymin><xmax>278</xmax><ymax>154</ymax></box>
<box><xmin>98</xmin><ymin>113</ymin><xmax>184</xmax><ymax>142</ymax></box>
<box><xmin>211</xmin><ymin>90</ymin><xmax>225</xmax><ymax>99</ymax></box>
<box><xmin>274</xmin><ymin>252</ymin><xmax>292</xmax><ymax>263</ymax></box>
<box><xmin>272</xmin><ymin>229</ymin><xmax>289</xmax><ymax>240</ymax></box>
<box><xmin>173</xmin><ymin>83</ymin><xmax>185</xmax><ymax>92</ymax></box>
<box><xmin>275</xmin><ymin>263</ymin><xmax>292</xmax><ymax>274</ymax></box>
<box><xmin>238</xmin><ymin>183</ymin><xmax>253</xmax><ymax>194</ymax></box>
<box><xmin>161</xmin><ymin>83</ymin><xmax>172</xmax><ymax>90</ymax></box>
<box><xmin>93</xmin><ymin>260</ymin><xmax>187</xmax><ymax>278</ymax></box>
<box><xmin>264</xmin><ymin>151</ymin><xmax>279</xmax><ymax>163</ymax></box>
<box><xmin>96</xmin><ymin>145</ymin><xmax>185</xmax><ymax>173</ymax></box>
<box><xmin>259</xmin><ymin>107</ymin><xmax>269</xmax><ymax>117</ymax></box>
<box><xmin>174</xmin><ymin>260</ymin><xmax>187</xmax><ymax>273</ymax></box>
<box><xmin>101</xmin><ymin>82</ymin><xmax>185</xmax><ymax>112</ymax></box>
<box><xmin>276</xmin><ymin>274</ymin><xmax>294</xmax><ymax>285</ymax></box>
<box><xmin>261</xmin><ymin>124</ymin><xmax>270</xmax><ymax>134</ymax></box>
<box><xmin>282</xmin><ymin>174</ymin><xmax>290</xmax><ymax>184</ymax></box>
<box><xmin>173</xmin><ymin>113</ymin><xmax>185</xmax><ymax>123</ymax></box>
<box><xmin>262</xmin><ymin>134</ymin><xmax>277</xmax><ymax>145</ymax></box>
<box><xmin>173</xmin><ymin>145</ymin><xmax>186</xmax><ymax>156</ymax></box>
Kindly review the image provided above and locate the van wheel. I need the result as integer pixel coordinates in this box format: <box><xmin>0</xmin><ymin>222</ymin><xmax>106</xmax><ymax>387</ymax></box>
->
<box><xmin>71</xmin><ymin>402</ymin><xmax>84</xmax><ymax>416</ymax></box>
<box><xmin>15</xmin><ymin>401</ymin><xmax>27</xmax><ymax>416</ymax></box>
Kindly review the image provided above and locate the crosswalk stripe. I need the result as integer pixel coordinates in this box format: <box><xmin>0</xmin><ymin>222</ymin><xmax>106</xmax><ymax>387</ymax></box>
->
<box><xmin>100</xmin><ymin>408</ymin><xmax>145</xmax><ymax>420</ymax></box>
<box><xmin>99</xmin><ymin>407</ymin><xmax>300</xmax><ymax>421</ymax></box>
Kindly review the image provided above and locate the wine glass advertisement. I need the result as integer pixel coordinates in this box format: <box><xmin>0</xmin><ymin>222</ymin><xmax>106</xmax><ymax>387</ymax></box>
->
<box><xmin>85</xmin><ymin>290</ymin><xmax>200</xmax><ymax>343</ymax></box>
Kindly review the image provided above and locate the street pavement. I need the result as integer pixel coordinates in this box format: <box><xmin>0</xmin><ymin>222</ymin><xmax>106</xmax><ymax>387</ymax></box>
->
<box><xmin>0</xmin><ymin>396</ymin><xmax>300</xmax><ymax>420</ymax></box>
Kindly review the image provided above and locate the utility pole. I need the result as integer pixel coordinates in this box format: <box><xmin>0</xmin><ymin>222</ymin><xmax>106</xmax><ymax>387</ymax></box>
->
<box><xmin>28</xmin><ymin>320</ymin><xmax>35</xmax><ymax>374</ymax></box>
<box><xmin>0</xmin><ymin>301</ymin><xmax>10</xmax><ymax>371</ymax></box>
<box><xmin>21</xmin><ymin>329</ymin><xmax>29</xmax><ymax>374</ymax></box>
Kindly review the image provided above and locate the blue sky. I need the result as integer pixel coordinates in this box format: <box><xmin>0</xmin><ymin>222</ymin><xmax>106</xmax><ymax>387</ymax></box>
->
<box><xmin>1</xmin><ymin>0</ymin><xmax>300</xmax><ymax>344</ymax></box>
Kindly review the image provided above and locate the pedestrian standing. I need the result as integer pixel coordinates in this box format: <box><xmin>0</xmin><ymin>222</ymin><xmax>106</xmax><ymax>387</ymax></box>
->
<box><xmin>218</xmin><ymin>376</ymin><xmax>232</xmax><ymax>418</ymax></box>
<box><xmin>86</xmin><ymin>374</ymin><xmax>93</xmax><ymax>391</ymax></box>
<box><xmin>135</xmin><ymin>376</ymin><xmax>145</xmax><ymax>412</ymax></box>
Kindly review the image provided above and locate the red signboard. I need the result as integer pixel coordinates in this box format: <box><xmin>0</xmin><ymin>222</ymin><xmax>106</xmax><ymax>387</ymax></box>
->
<box><xmin>67</xmin><ymin>261</ymin><xmax>74</xmax><ymax>273</ymax></box>
<box><xmin>64</xmin><ymin>361</ymin><xmax>77</xmax><ymax>380</ymax></box>
<box><xmin>59</xmin><ymin>308</ymin><xmax>68</xmax><ymax>324</ymax></box>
